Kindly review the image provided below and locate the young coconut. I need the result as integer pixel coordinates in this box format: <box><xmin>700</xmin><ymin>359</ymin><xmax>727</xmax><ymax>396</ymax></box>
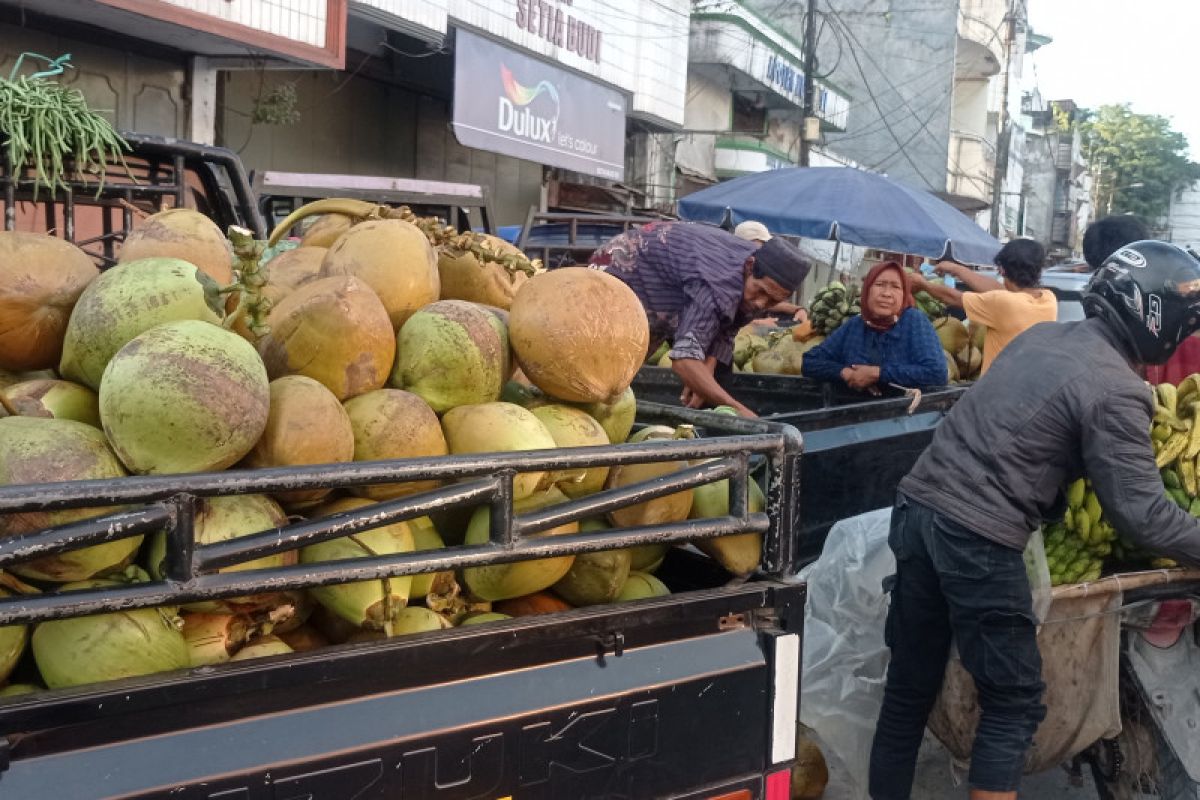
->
<box><xmin>408</xmin><ymin>516</ymin><xmax>453</xmax><ymax>600</ymax></box>
<box><xmin>119</xmin><ymin>208</ymin><xmax>234</xmax><ymax>285</ymax></box>
<box><xmin>458</xmin><ymin>611</ymin><xmax>513</xmax><ymax>626</ymax></box>
<box><xmin>99</xmin><ymin>320</ymin><xmax>270</xmax><ymax>475</ymax></box>
<box><xmin>0</xmin><ymin>379</ymin><xmax>100</xmax><ymax>428</ymax></box>
<box><xmin>229</xmin><ymin>635</ymin><xmax>294</xmax><ymax>662</ymax></box>
<box><xmin>441</xmin><ymin>402</ymin><xmax>558</xmax><ymax>500</ymax></box>
<box><xmin>616</xmin><ymin>571</ymin><xmax>671</xmax><ymax>602</ymax></box>
<box><xmin>437</xmin><ymin>235</ymin><xmax>532</xmax><ymax>310</ymax></box>
<box><xmin>688</xmin><ymin>475</ymin><xmax>766</xmax><ymax>577</ymax></box>
<box><xmin>60</xmin><ymin>257</ymin><xmax>224</xmax><ymax>390</ymax></box>
<box><xmin>0</xmin><ymin>417</ymin><xmax>140</xmax><ymax>583</ymax></box>
<box><xmin>628</xmin><ymin>544</ymin><xmax>668</xmax><ymax>574</ymax></box>
<box><xmin>256</xmin><ymin>276</ymin><xmax>395</xmax><ymax>401</ymax></box>
<box><xmin>551</xmin><ymin>519</ymin><xmax>632</xmax><ymax>606</ymax></box>
<box><xmin>573</xmin><ymin>387</ymin><xmax>637</xmax><ymax>445</ymax></box>
<box><xmin>321</xmin><ymin>218</ymin><xmax>440</xmax><ymax>330</ymax></box>
<box><xmin>493</xmin><ymin>591</ymin><xmax>574</xmax><ymax>617</ymax></box>
<box><xmin>530</xmin><ymin>405</ymin><xmax>611</xmax><ymax>498</ymax></box>
<box><xmin>242</xmin><ymin>376</ymin><xmax>355</xmax><ymax>507</ymax></box>
<box><xmin>146</xmin><ymin>494</ymin><xmax>299</xmax><ymax>619</ymax></box>
<box><xmin>180</xmin><ymin>612</ymin><xmax>257</xmax><ymax>666</ymax></box>
<box><xmin>0</xmin><ymin>232</ymin><xmax>99</xmax><ymax>371</ymax></box>
<box><xmin>508</xmin><ymin>268</ymin><xmax>649</xmax><ymax>404</ymax></box>
<box><xmin>31</xmin><ymin>570</ymin><xmax>190</xmax><ymax>689</ymax></box>
<box><xmin>300</xmin><ymin>497</ymin><xmax>416</xmax><ymax>633</ymax></box>
<box><xmin>275</xmin><ymin>624</ymin><xmax>331</xmax><ymax>653</ymax></box>
<box><xmin>605</xmin><ymin>425</ymin><xmax>695</xmax><ymax>528</ymax></box>
<box><xmin>391</xmin><ymin>300</ymin><xmax>510</xmax><ymax>412</ymax></box>
<box><xmin>0</xmin><ymin>587</ymin><xmax>29</xmax><ymax>685</ymax></box>
<box><xmin>461</xmin><ymin>487</ymin><xmax>578</xmax><ymax>601</ymax></box>
<box><xmin>343</xmin><ymin>389</ymin><xmax>448</xmax><ymax>500</ymax></box>
<box><xmin>298</xmin><ymin>213</ymin><xmax>354</xmax><ymax>248</ymax></box>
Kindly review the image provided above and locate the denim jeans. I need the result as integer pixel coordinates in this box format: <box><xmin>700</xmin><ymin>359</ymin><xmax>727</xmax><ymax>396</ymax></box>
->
<box><xmin>868</xmin><ymin>493</ymin><xmax>1047</xmax><ymax>797</ymax></box>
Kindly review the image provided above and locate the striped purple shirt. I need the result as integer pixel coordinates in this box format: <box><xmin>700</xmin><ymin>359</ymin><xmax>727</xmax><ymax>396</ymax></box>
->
<box><xmin>589</xmin><ymin>221</ymin><xmax>757</xmax><ymax>365</ymax></box>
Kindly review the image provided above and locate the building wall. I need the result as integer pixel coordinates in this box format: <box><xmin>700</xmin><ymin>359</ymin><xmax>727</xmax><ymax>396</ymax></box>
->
<box><xmin>743</xmin><ymin>0</ymin><xmax>959</xmax><ymax>192</ymax></box>
<box><xmin>1021</xmin><ymin>130</ymin><xmax>1058</xmax><ymax>247</ymax></box>
<box><xmin>675</xmin><ymin>72</ymin><xmax>732</xmax><ymax>180</ymax></box>
<box><xmin>0</xmin><ymin>23</ymin><xmax>188</xmax><ymax>138</ymax></box>
<box><xmin>220</xmin><ymin>69</ymin><xmax>542</xmax><ymax>226</ymax></box>
<box><xmin>1169</xmin><ymin>183</ymin><xmax>1200</xmax><ymax>251</ymax></box>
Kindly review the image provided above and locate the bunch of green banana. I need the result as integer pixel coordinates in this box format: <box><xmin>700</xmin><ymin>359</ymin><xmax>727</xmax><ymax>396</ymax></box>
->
<box><xmin>1149</xmin><ymin>378</ymin><xmax>1198</xmax><ymax>572</ymax></box>
<box><xmin>1045</xmin><ymin>478</ymin><xmax>1113</xmax><ymax>585</ymax></box>
<box><xmin>913</xmin><ymin>290</ymin><xmax>946</xmax><ymax>321</ymax></box>
<box><xmin>809</xmin><ymin>282</ymin><xmax>860</xmax><ymax>335</ymax></box>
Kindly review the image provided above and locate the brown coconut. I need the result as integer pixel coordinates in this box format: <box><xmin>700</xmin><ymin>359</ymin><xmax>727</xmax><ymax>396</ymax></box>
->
<box><xmin>0</xmin><ymin>232</ymin><xmax>99</xmax><ymax>371</ymax></box>
<box><xmin>256</xmin><ymin>276</ymin><xmax>396</xmax><ymax>401</ymax></box>
<box><xmin>509</xmin><ymin>268</ymin><xmax>649</xmax><ymax>403</ymax></box>
<box><xmin>227</xmin><ymin>246</ymin><xmax>326</xmax><ymax>339</ymax></box>
<box><xmin>320</xmin><ymin>219</ymin><xmax>440</xmax><ymax>330</ymax></box>
<box><xmin>437</xmin><ymin>236</ymin><xmax>531</xmax><ymax>310</ymax></box>
<box><xmin>243</xmin><ymin>376</ymin><xmax>355</xmax><ymax>506</ymax></box>
<box><xmin>343</xmin><ymin>389</ymin><xmax>448</xmax><ymax>500</ymax></box>
<box><xmin>301</xmin><ymin>214</ymin><xmax>354</xmax><ymax>249</ymax></box>
<box><xmin>119</xmin><ymin>208</ymin><xmax>233</xmax><ymax>285</ymax></box>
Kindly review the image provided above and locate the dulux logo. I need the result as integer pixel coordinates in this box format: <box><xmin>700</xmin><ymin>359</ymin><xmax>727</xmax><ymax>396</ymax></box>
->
<box><xmin>498</xmin><ymin>64</ymin><xmax>560</xmax><ymax>144</ymax></box>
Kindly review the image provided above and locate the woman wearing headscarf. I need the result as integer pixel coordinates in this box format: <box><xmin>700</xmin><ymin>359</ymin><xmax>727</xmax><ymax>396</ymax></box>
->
<box><xmin>802</xmin><ymin>261</ymin><xmax>948</xmax><ymax>392</ymax></box>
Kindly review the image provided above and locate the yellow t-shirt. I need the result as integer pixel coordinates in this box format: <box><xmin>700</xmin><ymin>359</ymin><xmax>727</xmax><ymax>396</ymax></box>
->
<box><xmin>962</xmin><ymin>289</ymin><xmax>1058</xmax><ymax>375</ymax></box>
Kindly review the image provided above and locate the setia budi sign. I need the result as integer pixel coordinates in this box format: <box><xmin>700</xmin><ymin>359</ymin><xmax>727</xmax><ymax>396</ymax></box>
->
<box><xmin>453</xmin><ymin>28</ymin><xmax>626</xmax><ymax>181</ymax></box>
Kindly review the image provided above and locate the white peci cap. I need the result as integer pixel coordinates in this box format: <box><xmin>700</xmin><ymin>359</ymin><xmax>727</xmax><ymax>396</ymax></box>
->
<box><xmin>734</xmin><ymin>220</ymin><xmax>772</xmax><ymax>243</ymax></box>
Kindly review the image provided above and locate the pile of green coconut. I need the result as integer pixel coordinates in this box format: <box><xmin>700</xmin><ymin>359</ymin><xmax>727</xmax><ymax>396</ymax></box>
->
<box><xmin>0</xmin><ymin>200</ymin><xmax>762</xmax><ymax>694</ymax></box>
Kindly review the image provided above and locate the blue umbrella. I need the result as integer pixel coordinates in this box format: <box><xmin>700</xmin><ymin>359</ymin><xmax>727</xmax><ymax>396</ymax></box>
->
<box><xmin>676</xmin><ymin>166</ymin><xmax>1002</xmax><ymax>266</ymax></box>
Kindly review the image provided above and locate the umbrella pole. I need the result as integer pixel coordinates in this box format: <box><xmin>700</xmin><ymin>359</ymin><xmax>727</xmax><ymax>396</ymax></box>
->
<box><xmin>829</xmin><ymin>238</ymin><xmax>842</xmax><ymax>285</ymax></box>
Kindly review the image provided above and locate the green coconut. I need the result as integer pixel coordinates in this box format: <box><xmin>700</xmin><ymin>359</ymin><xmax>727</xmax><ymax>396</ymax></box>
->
<box><xmin>256</xmin><ymin>276</ymin><xmax>396</xmax><ymax>401</ymax></box>
<box><xmin>59</xmin><ymin>257</ymin><xmax>223</xmax><ymax>390</ymax></box>
<box><xmin>616</xmin><ymin>571</ymin><xmax>671</xmax><ymax>602</ymax></box>
<box><xmin>242</xmin><ymin>376</ymin><xmax>355</xmax><ymax>507</ymax></box>
<box><xmin>461</xmin><ymin>487</ymin><xmax>578</xmax><ymax>601</ymax></box>
<box><xmin>458</xmin><ymin>611</ymin><xmax>513</xmax><ymax>626</ymax></box>
<box><xmin>0</xmin><ymin>417</ymin><xmax>139</xmax><ymax>582</ymax></box>
<box><xmin>531</xmin><ymin>405</ymin><xmax>611</xmax><ymax>497</ymax></box>
<box><xmin>32</xmin><ymin>577</ymin><xmax>189</xmax><ymax>689</ymax></box>
<box><xmin>441</xmin><ymin>402</ymin><xmax>557</xmax><ymax>500</ymax></box>
<box><xmin>119</xmin><ymin>208</ymin><xmax>233</xmax><ymax>285</ymax></box>
<box><xmin>300</xmin><ymin>497</ymin><xmax>416</xmax><ymax>631</ymax></box>
<box><xmin>0</xmin><ymin>589</ymin><xmax>27</xmax><ymax>685</ymax></box>
<box><xmin>551</xmin><ymin>519</ymin><xmax>631</xmax><ymax>606</ymax></box>
<box><xmin>409</xmin><ymin>516</ymin><xmax>449</xmax><ymax>599</ymax></box>
<box><xmin>575</xmin><ymin>387</ymin><xmax>637</xmax><ymax>445</ymax></box>
<box><xmin>0</xmin><ymin>231</ymin><xmax>99</xmax><ymax>371</ymax></box>
<box><xmin>343</xmin><ymin>389</ymin><xmax>448</xmax><ymax>500</ymax></box>
<box><xmin>147</xmin><ymin>494</ymin><xmax>297</xmax><ymax>615</ymax></box>
<box><xmin>689</xmin><ymin>475</ymin><xmax>766</xmax><ymax>577</ymax></box>
<box><xmin>391</xmin><ymin>300</ymin><xmax>510</xmax><ymax>412</ymax></box>
<box><xmin>229</xmin><ymin>635</ymin><xmax>294</xmax><ymax>662</ymax></box>
<box><xmin>100</xmin><ymin>320</ymin><xmax>270</xmax><ymax>474</ymax></box>
<box><xmin>320</xmin><ymin>218</ymin><xmax>440</xmax><ymax>330</ymax></box>
<box><xmin>180</xmin><ymin>612</ymin><xmax>256</xmax><ymax>666</ymax></box>
<box><xmin>0</xmin><ymin>379</ymin><xmax>100</xmax><ymax>427</ymax></box>
<box><xmin>628</xmin><ymin>544</ymin><xmax>668</xmax><ymax>573</ymax></box>
<box><xmin>0</xmin><ymin>683</ymin><xmax>40</xmax><ymax>697</ymax></box>
<box><xmin>389</xmin><ymin>606</ymin><xmax>453</xmax><ymax>635</ymax></box>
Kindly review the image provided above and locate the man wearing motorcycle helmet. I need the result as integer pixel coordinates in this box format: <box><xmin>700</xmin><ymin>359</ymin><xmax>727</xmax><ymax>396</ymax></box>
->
<box><xmin>869</xmin><ymin>241</ymin><xmax>1200</xmax><ymax>800</ymax></box>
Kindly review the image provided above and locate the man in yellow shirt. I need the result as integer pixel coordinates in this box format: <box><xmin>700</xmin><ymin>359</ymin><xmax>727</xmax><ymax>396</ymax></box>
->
<box><xmin>911</xmin><ymin>239</ymin><xmax>1057</xmax><ymax>375</ymax></box>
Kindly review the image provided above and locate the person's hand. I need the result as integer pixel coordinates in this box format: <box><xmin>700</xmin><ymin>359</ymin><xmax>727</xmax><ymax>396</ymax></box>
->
<box><xmin>733</xmin><ymin>402</ymin><xmax>758</xmax><ymax>418</ymax></box>
<box><xmin>792</xmin><ymin>307</ymin><xmax>809</xmax><ymax>323</ymax></box>
<box><xmin>908</xmin><ymin>272</ymin><xmax>928</xmax><ymax>291</ymax></box>
<box><xmin>841</xmin><ymin>364</ymin><xmax>881</xmax><ymax>391</ymax></box>
<box><xmin>680</xmin><ymin>387</ymin><xmax>706</xmax><ymax>408</ymax></box>
<box><xmin>933</xmin><ymin>260</ymin><xmax>962</xmax><ymax>278</ymax></box>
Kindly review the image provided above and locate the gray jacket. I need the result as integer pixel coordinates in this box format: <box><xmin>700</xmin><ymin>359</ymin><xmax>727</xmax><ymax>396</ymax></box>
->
<box><xmin>901</xmin><ymin>317</ymin><xmax>1200</xmax><ymax>567</ymax></box>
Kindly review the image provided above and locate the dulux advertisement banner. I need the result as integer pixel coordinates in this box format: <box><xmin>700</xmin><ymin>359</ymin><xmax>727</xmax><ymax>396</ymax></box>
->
<box><xmin>453</xmin><ymin>28</ymin><xmax>627</xmax><ymax>181</ymax></box>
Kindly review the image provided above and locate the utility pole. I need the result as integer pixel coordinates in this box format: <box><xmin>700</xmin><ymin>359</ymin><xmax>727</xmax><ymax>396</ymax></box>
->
<box><xmin>799</xmin><ymin>0</ymin><xmax>818</xmax><ymax>167</ymax></box>
<box><xmin>989</xmin><ymin>0</ymin><xmax>1019</xmax><ymax>237</ymax></box>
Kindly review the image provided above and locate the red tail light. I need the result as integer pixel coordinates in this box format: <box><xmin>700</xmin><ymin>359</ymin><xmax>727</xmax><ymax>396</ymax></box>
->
<box><xmin>765</xmin><ymin>768</ymin><xmax>791</xmax><ymax>800</ymax></box>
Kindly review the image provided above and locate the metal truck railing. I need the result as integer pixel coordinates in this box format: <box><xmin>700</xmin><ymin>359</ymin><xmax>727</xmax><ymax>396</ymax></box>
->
<box><xmin>0</xmin><ymin>402</ymin><xmax>802</xmax><ymax>626</ymax></box>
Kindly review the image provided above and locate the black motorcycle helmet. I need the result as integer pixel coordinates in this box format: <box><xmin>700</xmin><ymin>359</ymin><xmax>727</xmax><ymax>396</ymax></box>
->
<box><xmin>1083</xmin><ymin>240</ymin><xmax>1200</xmax><ymax>364</ymax></box>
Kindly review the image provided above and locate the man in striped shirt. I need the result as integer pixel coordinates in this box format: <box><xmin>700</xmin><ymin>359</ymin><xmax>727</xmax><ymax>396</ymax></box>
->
<box><xmin>590</xmin><ymin>221</ymin><xmax>810</xmax><ymax>417</ymax></box>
